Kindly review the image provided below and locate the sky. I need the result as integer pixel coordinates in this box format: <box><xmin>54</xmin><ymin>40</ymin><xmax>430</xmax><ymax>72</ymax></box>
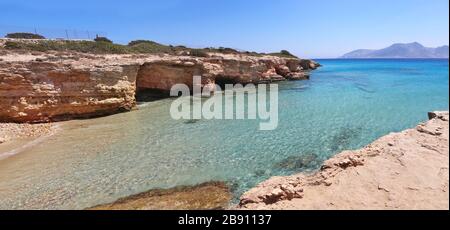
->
<box><xmin>0</xmin><ymin>0</ymin><xmax>448</xmax><ymax>58</ymax></box>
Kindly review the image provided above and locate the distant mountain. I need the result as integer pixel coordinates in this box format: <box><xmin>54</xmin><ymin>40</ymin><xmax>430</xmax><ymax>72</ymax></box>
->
<box><xmin>341</xmin><ymin>42</ymin><xmax>449</xmax><ymax>58</ymax></box>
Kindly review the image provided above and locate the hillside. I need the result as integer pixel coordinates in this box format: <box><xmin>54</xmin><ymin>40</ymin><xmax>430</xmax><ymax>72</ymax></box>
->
<box><xmin>342</xmin><ymin>42</ymin><xmax>449</xmax><ymax>58</ymax></box>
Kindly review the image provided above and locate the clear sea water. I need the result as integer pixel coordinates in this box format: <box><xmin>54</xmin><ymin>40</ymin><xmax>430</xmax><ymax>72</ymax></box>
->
<box><xmin>0</xmin><ymin>59</ymin><xmax>448</xmax><ymax>209</ymax></box>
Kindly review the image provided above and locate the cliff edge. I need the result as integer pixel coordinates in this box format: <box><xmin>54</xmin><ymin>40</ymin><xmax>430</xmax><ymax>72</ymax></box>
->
<box><xmin>0</xmin><ymin>50</ymin><xmax>319</xmax><ymax>123</ymax></box>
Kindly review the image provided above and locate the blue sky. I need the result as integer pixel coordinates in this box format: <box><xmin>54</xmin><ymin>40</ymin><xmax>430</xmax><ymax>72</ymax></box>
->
<box><xmin>0</xmin><ymin>0</ymin><xmax>448</xmax><ymax>58</ymax></box>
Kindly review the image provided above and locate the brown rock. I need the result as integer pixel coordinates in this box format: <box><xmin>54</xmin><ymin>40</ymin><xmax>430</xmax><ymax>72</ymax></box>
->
<box><xmin>0</xmin><ymin>62</ymin><xmax>139</xmax><ymax>123</ymax></box>
<box><xmin>0</xmin><ymin>51</ymin><xmax>320</xmax><ymax>123</ymax></box>
<box><xmin>286</xmin><ymin>72</ymin><xmax>310</xmax><ymax>80</ymax></box>
<box><xmin>275</xmin><ymin>65</ymin><xmax>291</xmax><ymax>77</ymax></box>
<box><xmin>88</xmin><ymin>182</ymin><xmax>231</xmax><ymax>210</ymax></box>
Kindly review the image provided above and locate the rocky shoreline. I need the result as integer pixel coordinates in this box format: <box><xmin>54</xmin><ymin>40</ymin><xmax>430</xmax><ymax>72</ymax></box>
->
<box><xmin>0</xmin><ymin>48</ymin><xmax>319</xmax><ymax>123</ymax></box>
<box><xmin>64</xmin><ymin>112</ymin><xmax>450</xmax><ymax>210</ymax></box>
<box><xmin>2</xmin><ymin>43</ymin><xmax>447</xmax><ymax>210</ymax></box>
<box><xmin>88</xmin><ymin>182</ymin><xmax>231</xmax><ymax>210</ymax></box>
<box><xmin>238</xmin><ymin>111</ymin><xmax>449</xmax><ymax>210</ymax></box>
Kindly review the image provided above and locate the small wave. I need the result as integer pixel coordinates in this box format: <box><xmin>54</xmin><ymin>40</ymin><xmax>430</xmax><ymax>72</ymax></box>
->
<box><xmin>137</xmin><ymin>102</ymin><xmax>153</xmax><ymax>108</ymax></box>
<box><xmin>354</xmin><ymin>84</ymin><xmax>376</xmax><ymax>93</ymax></box>
<box><xmin>282</xmin><ymin>85</ymin><xmax>310</xmax><ymax>92</ymax></box>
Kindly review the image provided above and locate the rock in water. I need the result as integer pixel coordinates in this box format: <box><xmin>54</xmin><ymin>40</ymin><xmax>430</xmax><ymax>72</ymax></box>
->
<box><xmin>88</xmin><ymin>182</ymin><xmax>232</xmax><ymax>210</ymax></box>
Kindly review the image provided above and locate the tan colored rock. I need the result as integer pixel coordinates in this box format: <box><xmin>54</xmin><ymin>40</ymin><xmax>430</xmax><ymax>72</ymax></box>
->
<box><xmin>0</xmin><ymin>61</ymin><xmax>139</xmax><ymax>123</ymax></box>
<box><xmin>136</xmin><ymin>60</ymin><xmax>205</xmax><ymax>93</ymax></box>
<box><xmin>285</xmin><ymin>72</ymin><xmax>310</xmax><ymax>80</ymax></box>
<box><xmin>1</xmin><ymin>51</ymin><xmax>319</xmax><ymax>123</ymax></box>
<box><xmin>275</xmin><ymin>65</ymin><xmax>291</xmax><ymax>77</ymax></box>
<box><xmin>239</xmin><ymin>112</ymin><xmax>449</xmax><ymax>210</ymax></box>
<box><xmin>88</xmin><ymin>182</ymin><xmax>231</xmax><ymax>210</ymax></box>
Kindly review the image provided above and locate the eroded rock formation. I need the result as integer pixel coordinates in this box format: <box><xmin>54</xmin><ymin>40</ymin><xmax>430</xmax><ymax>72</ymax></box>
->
<box><xmin>0</xmin><ymin>61</ymin><xmax>139</xmax><ymax>122</ymax></box>
<box><xmin>0</xmin><ymin>51</ymin><xmax>319</xmax><ymax>123</ymax></box>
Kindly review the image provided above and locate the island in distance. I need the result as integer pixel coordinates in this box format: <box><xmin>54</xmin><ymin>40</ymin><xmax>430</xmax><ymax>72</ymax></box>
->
<box><xmin>341</xmin><ymin>42</ymin><xmax>449</xmax><ymax>58</ymax></box>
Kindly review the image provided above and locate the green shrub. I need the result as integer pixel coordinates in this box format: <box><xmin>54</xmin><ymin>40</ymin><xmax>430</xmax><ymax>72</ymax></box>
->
<box><xmin>128</xmin><ymin>41</ymin><xmax>174</xmax><ymax>54</ymax></box>
<box><xmin>4</xmin><ymin>40</ymin><xmax>129</xmax><ymax>54</ymax></box>
<box><xmin>94</xmin><ymin>36</ymin><xmax>112</xmax><ymax>43</ymax></box>
<box><xmin>269</xmin><ymin>50</ymin><xmax>298</xmax><ymax>58</ymax></box>
<box><xmin>190</xmin><ymin>49</ymin><xmax>209</xmax><ymax>57</ymax></box>
<box><xmin>280</xmin><ymin>50</ymin><xmax>294</xmax><ymax>56</ymax></box>
<box><xmin>217</xmin><ymin>47</ymin><xmax>239</xmax><ymax>54</ymax></box>
<box><xmin>4</xmin><ymin>41</ymin><xmax>22</xmax><ymax>49</ymax></box>
<box><xmin>128</xmin><ymin>40</ymin><xmax>159</xmax><ymax>46</ymax></box>
<box><xmin>244</xmin><ymin>51</ymin><xmax>262</xmax><ymax>57</ymax></box>
<box><xmin>6</xmin><ymin>32</ymin><xmax>45</xmax><ymax>39</ymax></box>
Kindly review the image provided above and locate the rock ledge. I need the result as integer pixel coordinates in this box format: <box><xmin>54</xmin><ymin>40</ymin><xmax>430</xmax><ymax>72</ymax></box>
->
<box><xmin>239</xmin><ymin>112</ymin><xmax>449</xmax><ymax>210</ymax></box>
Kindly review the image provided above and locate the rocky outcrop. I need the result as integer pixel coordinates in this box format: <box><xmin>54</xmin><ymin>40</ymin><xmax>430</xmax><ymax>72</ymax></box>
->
<box><xmin>0</xmin><ymin>52</ymin><xmax>319</xmax><ymax>123</ymax></box>
<box><xmin>135</xmin><ymin>54</ymin><xmax>319</xmax><ymax>93</ymax></box>
<box><xmin>0</xmin><ymin>61</ymin><xmax>139</xmax><ymax>123</ymax></box>
<box><xmin>136</xmin><ymin>60</ymin><xmax>205</xmax><ymax>93</ymax></box>
<box><xmin>239</xmin><ymin>112</ymin><xmax>449</xmax><ymax>210</ymax></box>
<box><xmin>88</xmin><ymin>182</ymin><xmax>231</xmax><ymax>210</ymax></box>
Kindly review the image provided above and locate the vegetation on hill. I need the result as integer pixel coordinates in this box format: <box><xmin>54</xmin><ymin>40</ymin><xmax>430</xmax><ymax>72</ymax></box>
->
<box><xmin>4</xmin><ymin>40</ymin><xmax>129</xmax><ymax>54</ymax></box>
<box><xmin>6</xmin><ymin>33</ymin><xmax>46</xmax><ymax>39</ymax></box>
<box><xmin>189</xmin><ymin>49</ymin><xmax>209</xmax><ymax>57</ymax></box>
<box><xmin>268</xmin><ymin>50</ymin><xmax>298</xmax><ymax>58</ymax></box>
<box><xmin>127</xmin><ymin>40</ymin><xmax>175</xmax><ymax>53</ymax></box>
<box><xmin>2</xmin><ymin>38</ymin><xmax>300</xmax><ymax>59</ymax></box>
<box><xmin>128</xmin><ymin>40</ymin><xmax>160</xmax><ymax>46</ymax></box>
<box><xmin>94</xmin><ymin>36</ymin><xmax>113</xmax><ymax>43</ymax></box>
<box><xmin>203</xmin><ymin>47</ymin><xmax>239</xmax><ymax>54</ymax></box>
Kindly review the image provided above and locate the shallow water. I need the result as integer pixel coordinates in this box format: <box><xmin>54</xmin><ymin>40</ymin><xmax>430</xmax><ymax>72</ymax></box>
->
<box><xmin>0</xmin><ymin>59</ymin><xmax>448</xmax><ymax>209</ymax></box>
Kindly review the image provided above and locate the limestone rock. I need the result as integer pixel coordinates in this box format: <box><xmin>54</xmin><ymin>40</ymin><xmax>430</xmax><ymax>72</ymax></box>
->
<box><xmin>0</xmin><ymin>62</ymin><xmax>139</xmax><ymax>123</ymax></box>
<box><xmin>240</xmin><ymin>176</ymin><xmax>305</xmax><ymax>206</ymax></box>
<box><xmin>0</xmin><ymin>51</ymin><xmax>320</xmax><ymax>123</ymax></box>
<box><xmin>88</xmin><ymin>182</ymin><xmax>231</xmax><ymax>210</ymax></box>
<box><xmin>239</xmin><ymin>111</ymin><xmax>449</xmax><ymax>210</ymax></box>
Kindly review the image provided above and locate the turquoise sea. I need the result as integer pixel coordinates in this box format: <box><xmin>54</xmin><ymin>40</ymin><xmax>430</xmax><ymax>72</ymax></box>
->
<box><xmin>0</xmin><ymin>59</ymin><xmax>448</xmax><ymax>209</ymax></box>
